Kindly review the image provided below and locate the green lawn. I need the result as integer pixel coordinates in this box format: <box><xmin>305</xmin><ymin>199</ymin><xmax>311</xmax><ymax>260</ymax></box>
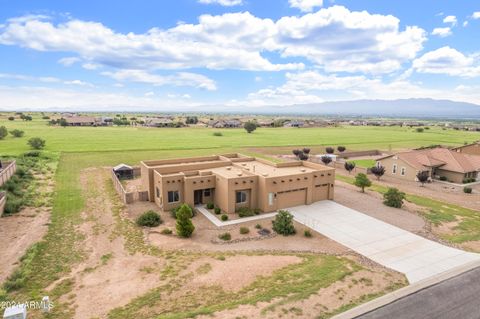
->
<box><xmin>0</xmin><ymin>116</ymin><xmax>478</xmax><ymax>156</ymax></box>
<box><xmin>351</xmin><ymin>159</ymin><xmax>376</xmax><ymax>168</ymax></box>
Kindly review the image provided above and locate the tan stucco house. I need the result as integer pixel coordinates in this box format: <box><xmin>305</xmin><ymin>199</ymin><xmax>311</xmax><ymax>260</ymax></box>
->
<box><xmin>453</xmin><ymin>141</ymin><xmax>480</xmax><ymax>156</ymax></box>
<box><xmin>140</xmin><ymin>153</ymin><xmax>335</xmax><ymax>213</ymax></box>
<box><xmin>377</xmin><ymin>147</ymin><xmax>480</xmax><ymax>184</ymax></box>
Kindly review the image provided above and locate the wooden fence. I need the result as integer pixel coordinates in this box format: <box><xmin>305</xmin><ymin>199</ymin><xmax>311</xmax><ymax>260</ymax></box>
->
<box><xmin>0</xmin><ymin>191</ymin><xmax>6</xmax><ymax>216</ymax></box>
<box><xmin>0</xmin><ymin>160</ymin><xmax>17</xmax><ymax>187</ymax></box>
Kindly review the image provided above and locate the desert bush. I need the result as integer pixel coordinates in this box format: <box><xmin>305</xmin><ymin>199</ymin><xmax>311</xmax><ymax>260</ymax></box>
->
<box><xmin>9</xmin><ymin>129</ymin><xmax>24</xmax><ymax>138</ymax></box>
<box><xmin>304</xmin><ymin>230</ymin><xmax>312</xmax><ymax>238</ymax></box>
<box><xmin>325</xmin><ymin>147</ymin><xmax>335</xmax><ymax>154</ymax></box>
<box><xmin>417</xmin><ymin>171</ymin><xmax>430</xmax><ymax>186</ymax></box>
<box><xmin>464</xmin><ymin>187</ymin><xmax>473</xmax><ymax>194</ymax></box>
<box><xmin>239</xmin><ymin>227</ymin><xmax>250</xmax><ymax>234</ymax></box>
<box><xmin>23</xmin><ymin>151</ymin><xmax>40</xmax><ymax>157</ymax></box>
<box><xmin>160</xmin><ymin>228</ymin><xmax>173</xmax><ymax>235</ymax></box>
<box><xmin>383</xmin><ymin>188</ymin><xmax>406</xmax><ymax>208</ymax></box>
<box><xmin>221</xmin><ymin>214</ymin><xmax>228</xmax><ymax>221</ymax></box>
<box><xmin>344</xmin><ymin>161</ymin><xmax>356</xmax><ymax>174</ymax></box>
<box><xmin>218</xmin><ymin>232</ymin><xmax>231</xmax><ymax>241</ymax></box>
<box><xmin>176</xmin><ymin>204</ymin><xmax>195</xmax><ymax>237</ymax></box>
<box><xmin>244</xmin><ymin>121</ymin><xmax>257</xmax><ymax>133</ymax></box>
<box><xmin>272</xmin><ymin>210</ymin><xmax>296</xmax><ymax>236</ymax></box>
<box><xmin>416</xmin><ymin>128</ymin><xmax>424</xmax><ymax>133</ymax></box>
<box><xmin>0</xmin><ymin>126</ymin><xmax>7</xmax><ymax>140</ymax></box>
<box><xmin>337</xmin><ymin>146</ymin><xmax>346</xmax><ymax>153</ymax></box>
<box><xmin>320</xmin><ymin>155</ymin><xmax>332</xmax><ymax>165</ymax></box>
<box><xmin>237</xmin><ymin>207</ymin><xmax>260</xmax><ymax>217</ymax></box>
<box><xmin>206</xmin><ymin>202</ymin><xmax>214</xmax><ymax>209</ymax></box>
<box><xmin>8</xmin><ymin>116</ymin><xmax>14</xmax><ymax>121</ymax></box>
<box><xmin>214</xmin><ymin>207</ymin><xmax>221</xmax><ymax>214</ymax></box>
<box><xmin>28</xmin><ymin>137</ymin><xmax>46</xmax><ymax>150</ymax></box>
<box><xmin>463</xmin><ymin>178</ymin><xmax>476</xmax><ymax>184</ymax></box>
<box><xmin>213</xmin><ymin>132</ymin><xmax>223</xmax><ymax>136</ymax></box>
<box><xmin>370</xmin><ymin>165</ymin><xmax>385</xmax><ymax>180</ymax></box>
<box><xmin>255</xmin><ymin>223</ymin><xmax>262</xmax><ymax>229</ymax></box>
<box><xmin>136</xmin><ymin>210</ymin><xmax>162</xmax><ymax>227</ymax></box>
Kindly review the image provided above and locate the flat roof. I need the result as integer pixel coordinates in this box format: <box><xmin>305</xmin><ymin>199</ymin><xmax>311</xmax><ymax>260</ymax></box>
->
<box><xmin>237</xmin><ymin>161</ymin><xmax>316</xmax><ymax>177</ymax></box>
<box><xmin>208</xmin><ymin>165</ymin><xmax>254</xmax><ymax>179</ymax></box>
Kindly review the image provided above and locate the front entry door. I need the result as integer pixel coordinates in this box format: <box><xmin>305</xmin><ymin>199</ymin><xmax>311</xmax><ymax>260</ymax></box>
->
<box><xmin>194</xmin><ymin>190</ymin><xmax>203</xmax><ymax>205</ymax></box>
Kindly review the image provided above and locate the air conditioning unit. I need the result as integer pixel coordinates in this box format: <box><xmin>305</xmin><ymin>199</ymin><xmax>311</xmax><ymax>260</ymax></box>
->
<box><xmin>3</xmin><ymin>305</ymin><xmax>27</xmax><ymax>319</ymax></box>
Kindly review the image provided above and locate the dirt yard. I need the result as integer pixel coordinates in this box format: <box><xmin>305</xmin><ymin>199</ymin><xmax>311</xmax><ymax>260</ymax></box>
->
<box><xmin>37</xmin><ymin>167</ymin><xmax>407</xmax><ymax>319</ymax></box>
<box><xmin>0</xmin><ymin>207</ymin><xmax>50</xmax><ymax>283</ymax></box>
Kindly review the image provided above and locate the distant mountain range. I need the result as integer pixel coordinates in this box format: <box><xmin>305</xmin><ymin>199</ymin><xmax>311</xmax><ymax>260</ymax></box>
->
<box><xmin>244</xmin><ymin>98</ymin><xmax>480</xmax><ymax>119</ymax></box>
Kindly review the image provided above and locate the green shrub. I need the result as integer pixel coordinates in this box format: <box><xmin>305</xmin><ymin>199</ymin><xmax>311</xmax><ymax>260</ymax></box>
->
<box><xmin>160</xmin><ymin>228</ymin><xmax>173</xmax><ymax>235</ymax></box>
<box><xmin>218</xmin><ymin>232</ymin><xmax>231</xmax><ymax>241</ymax></box>
<box><xmin>3</xmin><ymin>197</ymin><xmax>23</xmax><ymax>215</ymax></box>
<box><xmin>214</xmin><ymin>207</ymin><xmax>221</xmax><ymax>214</ymax></box>
<box><xmin>272</xmin><ymin>210</ymin><xmax>296</xmax><ymax>236</ymax></box>
<box><xmin>176</xmin><ymin>204</ymin><xmax>195</xmax><ymax>237</ymax></box>
<box><xmin>213</xmin><ymin>132</ymin><xmax>223</xmax><ymax>136</ymax></box>
<box><xmin>221</xmin><ymin>214</ymin><xmax>228</xmax><ymax>221</ymax></box>
<box><xmin>463</xmin><ymin>178</ymin><xmax>476</xmax><ymax>184</ymax></box>
<box><xmin>383</xmin><ymin>188</ymin><xmax>406</xmax><ymax>208</ymax></box>
<box><xmin>171</xmin><ymin>204</ymin><xmax>194</xmax><ymax>219</ymax></box>
<box><xmin>416</xmin><ymin>128</ymin><xmax>424</xmax><ymax>133</ymax></box>
<box><xmin>239</xmin><ymin>227</ymin><xmax>250</xmax><ymax>234</ymax></box>
<box><xmin>9</xmin><ymin>129</ymin><xmax>24</xmax><ymax>138</ymax></box>
<box><xmin>464</xmin><ymin>187</ymin><xmax>473</xmax><ymax>194</ymax></box>
<box><xmin>304</xmin><ymin>230</ymin><xmax>312</xmax><ymax>238</ymax></box>
<box><xmin>136</xmin><ymin>210</ymin><xmax>162</xmax><ymax>227</ymax></box>
<box><xmin>255</xmin><ymin>223</ymin><xmax>262</xmax><ymax>229</ymax></box>
<box><xmin>27</xmin><ymin>137</ymin><xmax>46</xmax><ymax>150</ymax></box>
<box><xmin>206</xmin><ymin>202</ymin><xmax>214</xmax><ymax>209</ymax></box>
<box><xmin>23</xmin><ymin>151</ymin><xmax>41</xmax><ymax>157</ymax></box>
<box><xmin>236</xmin><ymin>207</ymin><xmax>254</xmax><ymax>217</ymax></box>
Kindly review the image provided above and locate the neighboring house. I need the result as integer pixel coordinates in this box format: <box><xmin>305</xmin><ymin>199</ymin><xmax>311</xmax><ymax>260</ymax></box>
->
<box><xmin>377</xmin><ymin>147</ymin><xmax>480</xmax><ymax>184</ymax></box>
<box><xmin>453</xmin><ymin>141</ymin><xmax>480</xmax><ymax>156</ymax></box>
<box><xmin>284</xmin><ymin>120</ymin><xmax>305</xmax><ymax>128</ymax></box>
<box><xmin>224</xmin><ymin>119</ymin><xmax>242</xmax><ymax>128</ymax></box>
<box><xmin>64</xmin><ymin>116</ymin><xmax>97</xmax><ymax>126</ymax></box>
<box><xmin>97</xmin><ymin>116</ymin><xmax>113</xmax><ymax>126</ymax></box>
<box><xmin>143</xmin><ymin>117</ymin><xmax>174</xmax><ymax>127</ymax></box>
<box><xmin>140</xmin><ymin>153</ymin><xmax>335</xmax><ymax>214</ymax></box>
<box><xmin>113</xmin><ymin>163</ymin><xmax>134</xmax><ymax>180</ymax></box>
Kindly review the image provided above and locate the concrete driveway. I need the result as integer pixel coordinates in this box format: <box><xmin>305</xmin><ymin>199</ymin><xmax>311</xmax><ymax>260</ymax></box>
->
<box><xmin>290</xmin><ymin>201</ymin><xmax>480</xmax><ymax>283</ymax></box>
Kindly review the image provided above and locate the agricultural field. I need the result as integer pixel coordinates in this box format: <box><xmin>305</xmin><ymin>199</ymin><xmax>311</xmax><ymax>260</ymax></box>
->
<box><xmin>0</xmin><ymin>113</ymin><xmax>479</xmax><ymax>318</ymax></box>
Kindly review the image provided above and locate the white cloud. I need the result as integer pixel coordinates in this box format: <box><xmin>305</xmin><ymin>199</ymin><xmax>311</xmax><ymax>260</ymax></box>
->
<box><xmin>144</xmin><ymin>91</ymin><xmax>154</xmax><ymax>97</ymax></box>
<box><xmin>289</xmin><ymin>0</ymin><xmax>323</xmax><ymax>12</ymax></box>
<box><xmin>463</xmin><ymin>21</ymin><xmax>469</xmax><ymax>27</ymax></box>
<box><xmin>0</xmin><ymin>7</ymin><xmax>426</xmax><ymax>74</ymax></box>
<box><xmin>443</xmin><ymin>15</ymin><xmax>457</xmax><ymax>26</ymax></box>
<box><xmin>472</xmin><ymin>12</ymin><xmax>480</xmax><ymax>19</ymax></box>
<box><xmin>431</xmin><ymin>27</ymin><xmax>452</xmax><ymax>37</ymax></box>
<box><xmin>102</xmin><ymin>70</ymin><xmax>217</xmax><ymax>91</ymax></box>
<box><xmin>412</xmin><ymin>46</ymin><xmax>480</xmax><ymax>77</ymax></box>
<box><xmin>82</xmin><ymin>62</ymin><xmax>101</xmax><ymax>70</ymax></box>
<box><xmin>58</xmin><ymin>56</ymin><xmax>81</xmax><ymax>66</ymax></box>
<box><xmin>64</xmin><ymin>79</ymin><xmax>94</xmax><ymax>87</ymax></box>
<box><xmin>197</xmin><ymin>0</ymin><xmax>243</xmax><ymax>6</ymax></box>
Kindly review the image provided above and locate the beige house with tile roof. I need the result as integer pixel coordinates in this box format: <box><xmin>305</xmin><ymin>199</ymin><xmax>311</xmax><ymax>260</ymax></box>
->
<box><xmin>377</xmin><ymin>147</ymin><xmax>480</xmax><ymax>184</ymax></box>
<box><xmin>140</xmin><ymin>153</ymin><xmax>335</xmax><ymax>214</ymax></box>
<box><xmin>453</xmin><ymin>141</ymin><xmax>480</xmax><ymax>156</ymax></box>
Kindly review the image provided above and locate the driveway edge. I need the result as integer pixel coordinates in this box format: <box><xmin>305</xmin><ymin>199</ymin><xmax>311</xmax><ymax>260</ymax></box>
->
<box><xmin>332</xmin><ymin>259</ymin><xmax>480</xmax><ymax>319</ymax></box>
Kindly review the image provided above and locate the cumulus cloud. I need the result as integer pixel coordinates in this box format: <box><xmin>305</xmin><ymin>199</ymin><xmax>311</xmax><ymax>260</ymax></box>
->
<box><xmin>102</xmin><ymin>70</ymin><xmax>217</xmax><ymax>90</ymax></box>
<box><xmin>197</xmin><ymin>0</ymin><xmax>243</xmax><ymax>6</ymax></box>
<box><xmin>432</xmin><ymin>27</ymin><xmax>452</xmax><ymax>37</ymax></box>
<box><xmin>288</xmin><ymin>0</ymin><xmax>323</xmax><ymax>12</ymax></box>
<box><xmin>443</xmin><ymin>15</ymin><xmax>457</xmax><ymax>26</ymax></box>
<box><xmin>472</xmin><ymin>12</ymin><xmax>480</xmax><ymax>19</ymax></box>
<box><xmin>58</xmin><ymin>56</ymin><xmax>81</xmax><ymax>66</ymax></box>
<box><xmin>0</xmin><ymin>6</ymin><xmax>426</xmax><ymax>74</ymax></box>
<box><xmin>412</xmin><ymin>46</ymin><xmax>480</xmax><ymax>77</ymax></box>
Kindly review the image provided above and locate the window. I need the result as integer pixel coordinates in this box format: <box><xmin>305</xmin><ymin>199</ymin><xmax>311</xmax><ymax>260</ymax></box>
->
<box><xmin>392</xmin><ymin>164</ymin><xmax>397</xmax><ymax>174</ymax></box>
<box><xmin>204</xmin><ymin>189</ymin><xmax>211</xmax><ymax>197</ymax></box>
<box><xmin>268</xmin><ymin>192</ymin><xmax>274</xmax><ymax>206</ymax></box>
<box><xmin>156</xmin><ymin>187</ymin><xmax>160</xmax><ymax>198</ymax></box>
<box><xmin>401</xmin><ymin>167</ymin><xmax>406</xmax><ymax>176</ymax></box>
<box><xmin>167</xmin><ymin>191</ymin><xmax>179</xmax><ymax>203</ymax></box>
<box><xmin>236</xmin><ymin>191</ymin><xmax>247</xmax><ymax>204</ymax></box>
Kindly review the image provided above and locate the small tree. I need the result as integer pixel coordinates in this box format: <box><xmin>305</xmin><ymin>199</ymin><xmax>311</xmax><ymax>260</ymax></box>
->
<box><xmin>337</xmin><ymin>146</ymin><xmax>346</xmax><ymax>153</ymax></box>
<box><xmin>344</xmin><ymin>161</ymin><xmax>356</xmax><ymax>174</ymax></box>
<box><xmin>354</xmin><ymin>173</ymin><xmax>371</xmax><ymax>193</ymax></box>
<box><xmin>416</xmin><ymin>127</ymin><xmax>424</xmax><ymax>133</ymax></box>
<box><xmin>272</xmin><ymin>210</ymin><xmax>296</xmax><ymax>236</ymax></box>
<box><xmin>176</xmin><ymin>204</ymin><xmax>195</xmax><ymax>238</ymax></box>
<box><xmin>320</xmin><ymin>155</ymin><xmax>332</xmax><ymax>165</ymax></box>
<box><xmin>9</xmin><ymin>129</ymin><xmax>24</xmax><ymax>138</ymax></box>
<box><xmin>325</xmin><ymin>147</ymin><xmax>335</xmax><ymax>154</ymax></box>
<box><xmin>0</xmin><ymin>126</ymin><xmax>7</xmax><ymax>140</ymax></box>
<box><xmin>59</xmin><ymin>118</ymin><xmax>68</xmax><ymax>127</ymax></box>
<box><xmin>370</xmin><ymin>165</ymin><xmax>385</xmax><ymax>180</ymax></box>
<box><xmin>244</xmin><ymin>121</ymin><xmax>257</xmax><ymax>133</ymax></box>
<box><xmin>416</xmin><ymin>171</ymin><xmax>429</xmax><ymax>186</ymax></box>
<box><xmin>383</xmin><ymin>188</ymin><xmax>405</xmax><ymax>208</ymax></box>
<box><xmin>302</xmin><ymin>148</ymin><xmax>311</xmax><ymax>154</ymax></box>
<box><xmin>298</xmin><ymin>152</ymin><xmax>309</xmax><ymax>161</ymax></box>
<box><xmin>28</xmin><ymin>137</ymin><xmax>46</xmax><ymax>150</ymax></box>
<box><xmin>292</xmin><ymin>149</ymin><xmax>301</xmax><ymax>157</ymax></box>
<box><xmin>8</xmin><ymin>116</ymin><xmax>14</xmax><ymax>121</ymax></box>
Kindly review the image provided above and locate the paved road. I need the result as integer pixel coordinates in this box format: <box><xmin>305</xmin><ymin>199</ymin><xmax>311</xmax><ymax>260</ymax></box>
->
<box><xmin>357</xmin><ymin>266</ymin><xmax>480</xmax><ymax>319</ymax></box>
<box><xmin>289</xmin><ymin>201</ymin><xmax>480</xmax><ymax>283</ymax></box>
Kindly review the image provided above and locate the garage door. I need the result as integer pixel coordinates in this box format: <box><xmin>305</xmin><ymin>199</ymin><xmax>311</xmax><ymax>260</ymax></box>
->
<box><xmin>277</xmin><ymin>188</ymin><xmax>306</xmax><ymax>209</ymax></box>
<box><xmin>313</xmin><ymin>184</ymin><xmax>329</xmax><ymax>201</ymax></box>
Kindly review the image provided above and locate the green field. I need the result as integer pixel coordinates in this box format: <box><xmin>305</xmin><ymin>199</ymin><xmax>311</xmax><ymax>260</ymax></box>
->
<box><xmin>0</xmin><ymin>116</ymin><xmax>478</xmax><ymax>156</ymax></box>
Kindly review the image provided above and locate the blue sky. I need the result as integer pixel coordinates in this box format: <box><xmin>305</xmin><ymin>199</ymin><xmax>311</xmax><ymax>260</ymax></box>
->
<box><xmin>0</xmin><ymin>0</ymin><xmax>479</xmax><ymax>111</ymax></box>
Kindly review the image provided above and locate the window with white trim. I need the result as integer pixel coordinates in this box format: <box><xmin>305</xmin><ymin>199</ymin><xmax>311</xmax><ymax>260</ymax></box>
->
<box><xmin>392</xmin><ymin>164</ymin><xmax>397</xmax><ymax>174</ymax></box>
<box><xmin>167</xmin><ymin>190</ymin><xmax>179</xmax><ymax>203</ymax></box>
<box><xmin>401</xmin><ymin>167</ymin><xmax>406</xmax><ymax>176</ymax></box>
<box><xmin>236</xmin><ymin>191</ymin><xmax>247</xmax><ymax>204</ymax></box>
